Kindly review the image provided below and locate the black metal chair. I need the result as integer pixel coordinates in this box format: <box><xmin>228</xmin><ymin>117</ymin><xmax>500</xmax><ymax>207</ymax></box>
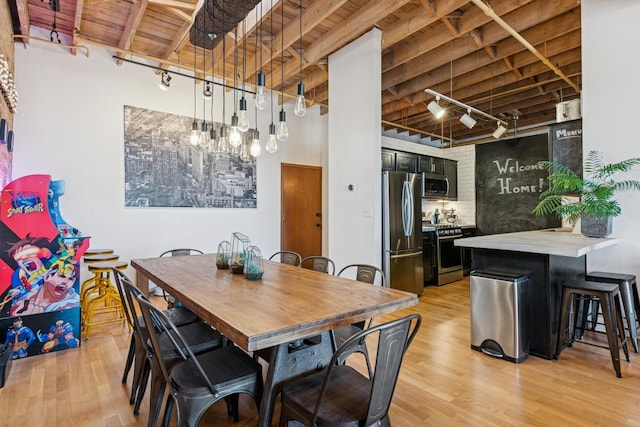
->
<box><xmin>300</xmin><ymin>256</ymin><xmax>335</xmax><ymax>275</ymax></box>
<box><xmin>112</xmin><ymin>270</ymin><xmax>224</xmax><ymax>426</ymax></box>
<box><xmin>269</xmin><ymin>251</ymin><xmax>302</xmax><ymax>266</ymax></box>
<box><xmin>158</xmin><ymin>248</ymin><xmax>204</xmax><ymax>307</ymax></box>
<box><xmin>279</xmin><ymin>313</ymin><xmax>421</xmax><ymax>427</ymax></box>
<box><xmin>135</xmin><ymin>293</ymin><xmax>264</xmax><ymax>427</ymax></box>
<box><xmin>334</xmin><ymin>264</ymin><xmax>387</xmax><ymax>375</ymax></box>
<box><xmin>113</xmin><ymin>269</ymin><xmax>199</xmax><ymax>404</ymax></box>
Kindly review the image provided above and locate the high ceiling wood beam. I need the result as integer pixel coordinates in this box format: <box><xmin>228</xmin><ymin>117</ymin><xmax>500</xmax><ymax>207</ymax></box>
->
<box><xmin>15</xmin><ymin>0</ymin><xmax>30</xmax><ymax>45</ymax></box>
<box><xmin>71</xmin><ymin>0</ymin><xmax>84</xmax><ymax>55</ymax></box>
<box><xmin>116</xmin><ymin>0</ymin><xmax>150</xmax><ymax>65</ymax></box>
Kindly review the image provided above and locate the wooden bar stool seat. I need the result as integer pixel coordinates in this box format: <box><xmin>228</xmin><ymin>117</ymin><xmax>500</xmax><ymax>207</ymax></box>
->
<box><xmin>82</xmin><ymin>261</ymin><xmax>128</xmax><ymax>340</ymax></box>
<box><xmin>555</xmin><ymin>279</ymin><xmax>631</xmax><ymax>378</ymax></box>
<box><xmin>84</xmin><ymin>248</ymin><xmax>115</xmax><ymax>256</ymax></box>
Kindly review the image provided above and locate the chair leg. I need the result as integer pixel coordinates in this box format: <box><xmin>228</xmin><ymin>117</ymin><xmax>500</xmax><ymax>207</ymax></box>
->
<box><xmin>122</xmin><ymin>334</ymin><xmax>136</xmax><ymax>384</ymax></box>
<box><xmin>600</xmin><ymin>292</ymin><xmax>623</xmax><ymax>378</ymax></box>
<box><xmin>614</xmin><ymin>292</ymin><xmax>631</xmax><ymax>363</ymax></box>
<box><xmin>134</xmin><ymin>358</ymin><xmax>150</xmax><ymax>415</ymax></box>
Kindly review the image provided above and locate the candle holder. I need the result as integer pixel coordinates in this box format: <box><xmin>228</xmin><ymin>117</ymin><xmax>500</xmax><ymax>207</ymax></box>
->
<box><xmin>216</xmin><ymin>240</ymin><xmax>231</xmax><ymax>269</ymax></box>
<box><xmin>244</xmin><ymin>246</ymin><xmax>264</xmax><ymax>280</ymax></box>
<box><xmin>229</xmin><ymin>232</ymin><xmax>251</xmax><ymax>274</ymax></box>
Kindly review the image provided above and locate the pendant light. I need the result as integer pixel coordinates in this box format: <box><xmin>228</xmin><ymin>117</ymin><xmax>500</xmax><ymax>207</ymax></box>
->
<box><xmin>276</xmin><ymin>2</ymin><xmax>289</xmax><ymax>141</ymax></box>
<box><xmin>229</xmin><ymin>15</ymin><xmax>242</xmax><ymax>148</ymax></box>
<box><xmin>217</xmin><ymin>1</ymin><xmax>229</xmax><ymax>154</ymax></box>
<box><xmin>189</xmin><ymin>42</ymin><xmax>200</xmax><ymax>146</ymax></box>
<box><xmin>265</xmin><ymin>0</ymin><xmax>278</xmax><ymax>154</ymax></box>
<box><xmin>238</xmin><ymin>13</ymin><xmax>250</xmax><ymax>132</ymax></box>
<box><xmin>254</xmin><ymin>1</ymin><xmax>268</xmax><ymax>110</ymax></box>
<box><xmin>250</xmin><ymin>32</ymin><xmax>261</xmax><ymax>158</ymax></box>
<box><xmin>199</xmin><ymin>44</ymin><xmax>209</xmax><ymax>148</ymax></box>
<box><xmin>294</xmin><ymin>0</ymin><xmax>306</xmax><ymax>117</ymax></box>
<box><xmin>208</xmin><ymin>6</ymin><xmax>218</xmax><ymax>153</ymax></box>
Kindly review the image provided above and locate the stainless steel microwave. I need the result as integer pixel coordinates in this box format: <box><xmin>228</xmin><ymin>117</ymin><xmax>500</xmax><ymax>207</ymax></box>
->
<box><xmin>422</xmin><ymin>173</ymin><xmax>453</xmax><ymax>199</ymax></box>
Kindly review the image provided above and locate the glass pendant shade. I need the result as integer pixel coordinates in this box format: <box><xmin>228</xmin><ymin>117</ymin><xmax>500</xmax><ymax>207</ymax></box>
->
<box><xmin>240</xmin><ymin>142</ymin><xmax>250</xmax><ymax>160</ymax></box>
<box><xmin>189</xmin><ymin>120</ymin><xmax>200</xmax><ymax>146</ymax></box>
<box><xmin>209</xmin><ymin>128</ymin><xmax>217</xmax><ymax>153</ymax></box>
<box><xmin>277</xmin><ymin>109</ymin><xmax>289</xmax><ymax>141</ymax></box>
<box><xmin>238</xmin><ymin>98</ymin><xmax>250</xmax><ymax>132</ymax></box>
<box><xmin>255</xmin><ymin>72</ymin><xmax>268</xmax><ymax>110</ymax></box>
<box><xmin>229</xmin><ymin>113</ymin><xmax>242</xmax><ymax>147</ymax></box>
<box><xmin>198</xmin><ymin>121</ymin><xmax>209</xmax><ymax>148</ymax></box>
<box><xmin>250</xmin><ymin>129</ymin><xmax>261</xmax><ymax>157</ymax></box>
<box><xmin>217</xmin><ymin>126</ymin><xmax>229</xmax><ymax>153</ymax></box>
<box><xmin>265</xmin><ymin>123</ymin><xmax>278</xmax><ymax>154</ymax></box>
<box><xmin>294</xmin><ymin>82</ymin><xmax>307</xmax><ymax>117</ymax></box>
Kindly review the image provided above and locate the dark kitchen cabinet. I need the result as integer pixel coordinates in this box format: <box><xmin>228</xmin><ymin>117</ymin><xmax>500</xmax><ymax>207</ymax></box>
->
<box><xmin>382</xmin><ymin>149</ymin><xmax>396</xmax><ymax>171</ymax></box>
<box><xmin>443</xmin><ymin>159</ymin><xmax>457</xmax><ymax>200</ymax></box>
<box><xmin>418</xmin><ymin>155</ymin><xmax>445</xmax><ymax>175</ymax></box>
<box><xmin>396</xmin><ymin>152</ymin><xmax>418</xmax><ymax>173</ymax></box>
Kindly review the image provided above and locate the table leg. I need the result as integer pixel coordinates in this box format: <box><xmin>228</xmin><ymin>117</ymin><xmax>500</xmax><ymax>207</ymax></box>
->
<box><xmin>257</xmin><ymin>331</ymin><xmax>335</xmax><ymax>427</ymax></box>
<box><xmin>136</xmin><ymin>270</ymin><xmax>150</xmax><ymax>296</ymax></box>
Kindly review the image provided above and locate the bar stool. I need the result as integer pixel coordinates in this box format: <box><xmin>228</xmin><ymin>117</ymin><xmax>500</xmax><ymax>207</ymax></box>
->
<box><xmin>81</xmin><ymin>253</ymin><xmax>120</xmax><ymax>303</ymax></box>
<box><xmin>585</xmin><ymin>272</ymin><xmax>640</xmax><ymax>353</ymax></box>
<box><xmin>82</xmin><ymin>261</ymin><xmax>128</xmax><ymax>340</ymax></box>
<box><xmin>555</xmin><ymin>279</ymin><xmax>630</xmax><ymax>378</ymax></box>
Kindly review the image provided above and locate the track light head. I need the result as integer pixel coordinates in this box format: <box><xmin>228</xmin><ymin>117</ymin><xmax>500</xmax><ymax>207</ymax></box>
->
<box><xmin>459</xmin><ymin>109</ymin><xmax>477</xmax><ymax>129</ymax></box>
<box><xmin>493</xmin><ymin>122</ymin><xmax>507</xmax><ymax>139</ymax></box>
<box><xmin>158</xmin><ymin>71</ymin><xmax>171</xmax><ymax>91</ymax></box>
<box><xmin>427</xmin><ymin>96</ymin><xmax>445</xmax><ymax>119</ymax></box>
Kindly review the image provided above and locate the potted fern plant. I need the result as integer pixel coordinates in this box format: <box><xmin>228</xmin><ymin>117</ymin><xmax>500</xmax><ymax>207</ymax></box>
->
<box><xmin>533</xmin><ymin>150</ymin><xmax>640</xmax><ymax>237</ymax></box>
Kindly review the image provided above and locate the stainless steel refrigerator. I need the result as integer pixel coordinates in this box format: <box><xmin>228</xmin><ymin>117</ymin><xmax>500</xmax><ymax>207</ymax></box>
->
<box><xmin>382</xmin><ymin>171</ymin><xmax>424</xmax><ymax>295</ymax></box>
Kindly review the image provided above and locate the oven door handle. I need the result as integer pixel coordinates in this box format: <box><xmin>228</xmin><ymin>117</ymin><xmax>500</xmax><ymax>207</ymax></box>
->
<box><xmin>437</xmin><ymin>235</ymin><xmax>463</xmax><ymax>241</ymax></box>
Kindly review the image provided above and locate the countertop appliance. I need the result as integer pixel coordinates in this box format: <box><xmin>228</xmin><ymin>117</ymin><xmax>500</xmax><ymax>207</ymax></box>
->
<box><xmin>434</xmin><ymin>223</ymin><xmax>464</xmax><ymax>285</ymax></box>
<box><xmin>383</xmin><ymin>171</ymin><xmax>424</xmax><ymax>295</ymax></box>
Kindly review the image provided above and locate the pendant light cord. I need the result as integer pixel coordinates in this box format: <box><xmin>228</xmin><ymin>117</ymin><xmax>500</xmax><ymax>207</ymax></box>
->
<box><xmin>281</xmin><ymin>1</ymin><xmax>284</xmax><ymax>105</ymax></box>
<box><xmin>270</xmin><ymin>0</ymin><xmax>274</xmax><ymax>124</ymax></box>
<box><xmin>299</xmin><ymin>0</ymin><xmax>302</xmax><ymax>83</ymax></box>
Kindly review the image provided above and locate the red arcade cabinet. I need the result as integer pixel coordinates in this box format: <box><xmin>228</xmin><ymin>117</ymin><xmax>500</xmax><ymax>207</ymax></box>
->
<box><xmin>0</xmin><ymin>174</ymin><xmax>89</xmax><ymax>361</ymax></box>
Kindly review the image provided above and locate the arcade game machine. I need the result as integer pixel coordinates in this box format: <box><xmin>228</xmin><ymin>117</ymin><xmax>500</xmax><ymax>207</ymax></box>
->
<box><xmin>0</xmin><ymin>174</ymin><xmax>89</xmax><ymax>362</ymax></box>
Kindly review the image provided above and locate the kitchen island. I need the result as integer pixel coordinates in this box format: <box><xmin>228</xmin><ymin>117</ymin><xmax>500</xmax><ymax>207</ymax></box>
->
<box><xmin>455</xmin><ymin>229</ymin><xmax>618</xmax><ymax>359</ymax></box>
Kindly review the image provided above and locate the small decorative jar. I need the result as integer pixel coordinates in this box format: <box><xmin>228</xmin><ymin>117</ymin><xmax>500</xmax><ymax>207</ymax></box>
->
<box><xmin>244</xmin><ymin>246</ymin><xmax>264</xmax><ymax>280</ymax></box>
<box><xmin>229</xmin><ymin>232</ymin><xmax>251</xmax><ymax>274</ymax></box>
<box><xmin>216</xmin><ymin>241</ymin><xmax>231</xmax><ymax>269</ymax></box>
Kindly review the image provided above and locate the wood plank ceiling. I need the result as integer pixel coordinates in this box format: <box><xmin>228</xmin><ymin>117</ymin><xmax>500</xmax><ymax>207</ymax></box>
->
<box><xmin>9</xmin><ymin>0</ymin><xmax>582</xmax><ymax>146</ymax></box>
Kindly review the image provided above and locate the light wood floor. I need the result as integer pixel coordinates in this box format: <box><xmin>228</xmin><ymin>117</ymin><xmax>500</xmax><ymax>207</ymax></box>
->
<box><xmin>2</xmin><ymin>277</ymin><xmax>640</xmax><ymax>426</ymax></box>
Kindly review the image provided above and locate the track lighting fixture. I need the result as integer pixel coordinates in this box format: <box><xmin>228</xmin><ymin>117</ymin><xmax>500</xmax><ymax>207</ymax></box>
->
<box><xmin>459</xmin><ymin>109</ymin><xmax>477</xmax><ymax>129</ymax></box>
<box><xmin>427</xmin><ymin>96</ymin><xmax>445</xmax><ymax>119</ymax></box>
<box><xmin>425</xmin><ymin>89</ymin><xmax>508</xmax><ymax>138</ymax></box>
<box><xmin>493</xmin><ymin>123</ymin><xmax>508</xmax><ymax>139</ymax></box>
<box><xmin>158</xmin><ymin>71</ymin><xmax>171</xmax><ymax>91</ymax></box>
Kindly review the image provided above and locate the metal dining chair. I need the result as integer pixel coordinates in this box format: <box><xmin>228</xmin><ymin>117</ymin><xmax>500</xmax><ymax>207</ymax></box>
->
<box><xmin>112</xmin><ymin>269</ymin><xmax>224</xmax><ymax>426</ymax></box>
<box><xmin>300</xmin><ymin>256</ymin><xmax>335</xmax><ymax>275</ymax></box>
<box><xmin>135</xmin><ymin>293</ymin><xmax>263</xmax><ymax>427</ymax></box>
<box><xmin>279</xmin><ymin>313</ymin><xmax>421</xmax><ymax>427</ymax></box>
<box><xmin>269</xmin><ymin>251</ymin><xmax>302</xmax><ymax>266</ymax></box>
<box><xmin>158</xmin><ymin>248</ymin><xmax>204</xmax><ymax>307</ymax></box>
<box><xmin>334</xmin><ymin>264</ymin><xmax>387</xmax><ymax>375</ymax></box>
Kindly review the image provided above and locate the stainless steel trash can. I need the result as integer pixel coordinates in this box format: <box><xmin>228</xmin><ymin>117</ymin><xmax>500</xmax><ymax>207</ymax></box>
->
<box><xmin>470</xmin><ymin>270</ymin><xmax>529</xmax><ymax>363</ymax></box>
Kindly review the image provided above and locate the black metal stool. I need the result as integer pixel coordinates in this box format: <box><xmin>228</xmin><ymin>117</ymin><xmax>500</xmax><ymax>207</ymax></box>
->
<box><xmin>584</xmin><ymin>272</ymin><xmax>639</xmax><ymax>353</ymax></box>
<box><xmin>555</xmin><ymin>279</ymin><xmax>630</xmax><ymax>378</ymax></box>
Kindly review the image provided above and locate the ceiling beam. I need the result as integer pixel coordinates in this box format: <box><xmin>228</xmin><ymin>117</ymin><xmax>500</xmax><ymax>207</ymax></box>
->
<box><xmin>116</xmin><ymin>0</ymin><xmax>150</xmax><ymax>65</ymax></box>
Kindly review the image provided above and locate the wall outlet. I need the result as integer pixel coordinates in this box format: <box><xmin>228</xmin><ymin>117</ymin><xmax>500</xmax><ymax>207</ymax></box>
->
<box><xmin>363</xmin><ymin>207</ymin><xmax>373</xmax><ymax>217</ymax></box>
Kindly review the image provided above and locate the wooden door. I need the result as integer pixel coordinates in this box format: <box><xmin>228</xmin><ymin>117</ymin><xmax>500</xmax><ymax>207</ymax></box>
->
<box><xmin>281</xmin><ymin>163</ymin><xmax>322</xmax><ymax>260</ymax></box>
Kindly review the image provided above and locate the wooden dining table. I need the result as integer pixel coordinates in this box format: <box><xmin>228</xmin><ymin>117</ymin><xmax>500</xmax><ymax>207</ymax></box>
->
<box><xmin>131</xmin><ymin>253</ymin><xmax>418</xmax><ymax>427</ymax></box>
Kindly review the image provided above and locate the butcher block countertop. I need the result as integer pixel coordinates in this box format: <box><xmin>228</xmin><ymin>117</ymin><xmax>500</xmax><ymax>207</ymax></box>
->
<box><xmin>454</xmin><ymin>228</ymin><xmax>618</xmax><ymax>258</ymax></box>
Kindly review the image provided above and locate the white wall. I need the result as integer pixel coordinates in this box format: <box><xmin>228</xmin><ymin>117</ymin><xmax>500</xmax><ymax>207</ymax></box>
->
<box><xmin>327</xmin><ymin>29</ymin><xmax>382</xmax><ymax>269</ymax></box>
<box><xmin>13</xmin><ymin>28</ymin><xmax>328</xmax><ymax>280</ymax></box>
<box><xmin>582</xmin><ymin>1</ymin><xmax>640</xmax><ymax>277</ymax></box>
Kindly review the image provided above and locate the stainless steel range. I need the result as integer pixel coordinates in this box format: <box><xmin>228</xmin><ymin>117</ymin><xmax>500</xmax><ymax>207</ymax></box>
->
<box><xmin>434</xmin><ymin>224</ymin><xmax>464</xmax><ymax>285</ymax></box>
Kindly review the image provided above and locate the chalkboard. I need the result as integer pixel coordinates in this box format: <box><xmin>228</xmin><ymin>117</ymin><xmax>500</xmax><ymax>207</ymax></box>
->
<box><xmin>550</xmin><ymin>119</ymin><xmax>582</xmax><ymax>177</ymax></box>
<box><xmin>475</xmin><ymin>134</ymin><xmax>561</xmax><ymax>236</ymax></box>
